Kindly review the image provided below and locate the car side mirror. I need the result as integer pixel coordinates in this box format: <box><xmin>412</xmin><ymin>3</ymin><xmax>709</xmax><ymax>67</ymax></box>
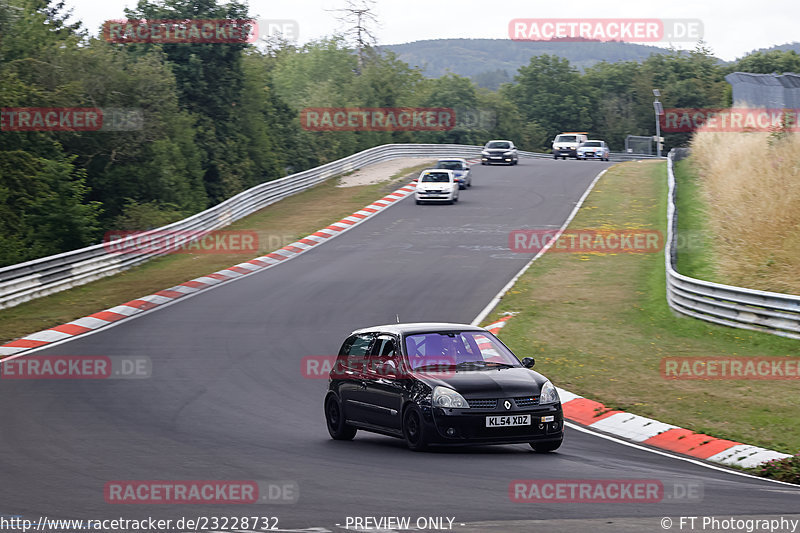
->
<box><xmin>521</xmin><ymin>357</ymin><xmax>535</xmax><ymax>369</ymax></box>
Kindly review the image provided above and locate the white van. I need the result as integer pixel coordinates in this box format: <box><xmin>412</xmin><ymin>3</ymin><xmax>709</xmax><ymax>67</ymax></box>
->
<box><xmin>552</xmin><ymin>132</ymin><xmax>588</xmax><ymax>159</ymax></box>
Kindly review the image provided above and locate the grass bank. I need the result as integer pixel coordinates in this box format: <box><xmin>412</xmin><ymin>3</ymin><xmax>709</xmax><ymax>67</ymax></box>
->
<box><xmin>691</xmin><ymin>131</ymin><xmax>800</xmax><ymax>294</ymax></box>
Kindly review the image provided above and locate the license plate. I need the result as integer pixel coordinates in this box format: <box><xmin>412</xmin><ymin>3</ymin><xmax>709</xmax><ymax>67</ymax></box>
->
<box><xmin>486</xmin><ymin>415</ymin><xmax>531</xmax><ymax>427</ymax></box>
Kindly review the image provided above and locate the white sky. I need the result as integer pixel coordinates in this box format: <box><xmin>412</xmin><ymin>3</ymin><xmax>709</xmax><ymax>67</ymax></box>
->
<box><xmin>64</xmin><ymin>0</ymin><xmax>799</xmax><ymax>62</ymax></box>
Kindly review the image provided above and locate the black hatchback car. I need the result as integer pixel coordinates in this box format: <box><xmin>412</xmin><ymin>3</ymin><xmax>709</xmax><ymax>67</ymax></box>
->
<box><xmin>324</xmin><ymin>323</ymin><xmax>563</xmax><ymax>452</ymax></box>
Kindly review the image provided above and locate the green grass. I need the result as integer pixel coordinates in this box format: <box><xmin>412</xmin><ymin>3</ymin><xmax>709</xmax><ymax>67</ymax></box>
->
<box><xmin>482</xmin><ymin>161</ymin><xmax>800</xmax><ymax>454</ymax></box>
<box><xmin>673</xmin><ymin>158</ymin><xmax>717</xmax><ymax>281</ymax></box>
<box><xmin>0</xmin><ymin>162</ymin><xmax>432</xmax><ymax>347</ymax></box>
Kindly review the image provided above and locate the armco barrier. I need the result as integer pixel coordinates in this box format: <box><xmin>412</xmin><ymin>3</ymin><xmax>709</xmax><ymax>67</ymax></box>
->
<box><xmin>665</xmin><ymin>149</ymin><xmax>800</xmax><ymax>339</ymax></box>
<box><xmin>0</xmin><ymin>144</ymin><xmax>659</xmax><ymax>310</ymax></box>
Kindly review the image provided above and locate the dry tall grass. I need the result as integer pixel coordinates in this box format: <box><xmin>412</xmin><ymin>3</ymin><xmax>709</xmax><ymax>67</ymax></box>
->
<box><xmin>691</xmin><ymin>130</ymin><xmax>800</xmax><ymax>294</ymax></box>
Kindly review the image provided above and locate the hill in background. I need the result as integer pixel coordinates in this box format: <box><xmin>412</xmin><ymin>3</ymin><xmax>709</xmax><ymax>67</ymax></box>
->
<box><xmin>382</xmin><ymin>38</ymin><xmax>677</xmax><ymax>89</ymax></box>
<box><xmin>740</xmin><ymin>41</ymin><xmax>800</xmax><ymax>59</ymax></box>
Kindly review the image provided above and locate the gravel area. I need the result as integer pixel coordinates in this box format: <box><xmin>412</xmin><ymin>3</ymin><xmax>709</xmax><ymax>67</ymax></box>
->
<box><xmin>336</xmin><ymin>158</ymin><xmax>434</xmax><ymax>187</ymax></box>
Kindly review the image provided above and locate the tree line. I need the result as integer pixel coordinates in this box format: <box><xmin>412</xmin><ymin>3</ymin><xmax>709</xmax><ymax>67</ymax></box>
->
<box><xmin>2</xmin><ymin>0</ymin><xmax>798</xmax><ymax>267</ymax></box>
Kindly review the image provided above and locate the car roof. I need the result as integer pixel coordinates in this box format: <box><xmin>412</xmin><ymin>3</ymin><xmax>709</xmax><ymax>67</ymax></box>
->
<box><xmin>420</xmin><ymin>168</ymin><xmax>453</xmax><ymax>175</ymax></box>
<box><xmin>351</xmin><ymin>322</ymin><xmax>487</xmax><ymax>336</ymax></box>
<box><xmin>585</xmin><ymin>139</ymin><xmax>605</xmax><ymax>143</ymax></box>
<box><xmin>436</xmin><ymin>158</ymin><xmax>467</xmax><ymax>162</ymax></box>
<box><xmin>486</xmin><ymin>139</ymin><xmax>512</xmax><ymax>143</ymax></box>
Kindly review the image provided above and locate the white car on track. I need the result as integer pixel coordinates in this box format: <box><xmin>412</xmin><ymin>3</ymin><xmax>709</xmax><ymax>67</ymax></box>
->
<box><xmin>577</xmin><ymin>140</ymin><xmax>610</xmax><ymax>161</ymax></box>
<box><xmin>415</xmin><ymin>169</ymin><xmax>459</xmax><ymax>205</ymax></box>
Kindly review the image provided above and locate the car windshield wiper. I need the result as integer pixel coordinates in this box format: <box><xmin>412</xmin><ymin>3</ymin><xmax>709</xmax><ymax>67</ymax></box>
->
<box><xmin>455</xmin><ymin>361</ymin><xmax>488</xmax><ymax>369</ymax></box>
<box><xmin>414</xmin><ymin>363</ymin><xmax>456</xmax><ymax>371</ymax></box>
<box><xmin>483</xmin><ymin>361</ymin><xmax>517</xmax><ymax>368</ymax></box>
<box><xmin>456</xmin><ymin>361</ymin><xmax>517</xmax><ymax>369</ymax></box>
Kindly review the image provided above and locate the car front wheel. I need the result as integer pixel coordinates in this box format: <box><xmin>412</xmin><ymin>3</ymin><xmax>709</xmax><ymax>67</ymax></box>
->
<box><xmin>403</xmin><ymin>406</ymin><xmax>429</xmax><ymax>451</ymax></box>
<box><xmin>529</xmin><ymin>438</ymin><xmax>562</xmax><ymax>453</ymax></box>
<box><xmin>325</xmin><ymin>395</ymin><xmax>357</xmax><ymax>441</ymax></box>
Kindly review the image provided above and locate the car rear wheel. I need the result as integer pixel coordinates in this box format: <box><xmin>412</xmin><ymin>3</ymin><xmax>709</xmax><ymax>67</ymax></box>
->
<box><xmin>529</xmin><ymin>438</ymin><xmax>562</xmax><ymax>453</ymax></box>
<box><xmin>403</xmin><ymin>406</ymin><xmax>428</xmax><ymax>451</ymax></box>
<box><xmin>325</xmin><ymin>396</ymin><xmax>357</xmax><ymax>441</ymax></box>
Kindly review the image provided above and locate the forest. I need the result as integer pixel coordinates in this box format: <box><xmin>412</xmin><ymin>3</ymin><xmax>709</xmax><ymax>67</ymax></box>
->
<box><xmin>2</xmin><ymin>0</ymin><xmax>799</xmax><ymax>267</ymax></box>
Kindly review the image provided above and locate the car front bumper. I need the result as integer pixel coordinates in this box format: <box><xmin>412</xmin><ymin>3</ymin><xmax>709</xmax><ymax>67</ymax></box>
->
<box><xmin>422</xmin><ymin>403</ymin><xmax>564</xmax><ymax>445</ymax></box>
<box><xmin>553</xmin><ymin>148</ymin><xmax>578</xmax><ymax>157</ymax></box>
<box><xmin>481</xmin><ymin>155</ymin><xmax>514</xmax><ymax>163</ymax></box>
<box><xmin>578</xmin><ymin>152</ymin><xmax>607</xmax><ymax>159</ymax></box>
<box><xmin>415</xmin><ymin>190</ymin><xmax>455</xmax><ymax>201</ymax></box>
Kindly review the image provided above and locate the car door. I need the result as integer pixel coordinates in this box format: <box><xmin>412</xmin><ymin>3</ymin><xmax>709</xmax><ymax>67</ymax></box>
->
<box><xmin>336</xmin><ymin>332</ymin><xmax>375</xmax><ymax>425</ymax></box>
<box><xmin>361</xmin><ymin>334</ymin><xmax>405</xmax><ymax>430</ymax></box>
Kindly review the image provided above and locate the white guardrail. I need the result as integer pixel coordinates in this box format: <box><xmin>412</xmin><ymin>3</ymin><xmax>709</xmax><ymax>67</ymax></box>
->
<box><xmin>0</xmin><ymin>143</ymin><xmax>661</xmax><ymax>310</ymax></box>
<box><xmin>666</xmin><ymin>149</ymin><xmax>800</xmax><ymax>339</ymax></box>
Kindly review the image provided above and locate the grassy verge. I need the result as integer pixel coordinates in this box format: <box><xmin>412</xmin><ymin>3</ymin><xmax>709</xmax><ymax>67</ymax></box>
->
<box><xmin>673</xmin><ymin>158</ymin><xmax>717</xmax><ymax>281</ymax></box>
<box><xmin>482</xmin><ymin>161</ymin><xmax>800</xmax><ymax>454</ymax></box>
<box><xmin>0</xmin><ymin>162</ymin><xmax>432</xmax><ymax>347</ymax></box>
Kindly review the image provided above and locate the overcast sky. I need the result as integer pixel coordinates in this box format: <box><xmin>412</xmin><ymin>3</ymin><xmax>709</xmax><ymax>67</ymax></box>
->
<box><xmin>65</xmin><ymin>0</ymin><xmax>798</xmax><ymax>62</ymax></box>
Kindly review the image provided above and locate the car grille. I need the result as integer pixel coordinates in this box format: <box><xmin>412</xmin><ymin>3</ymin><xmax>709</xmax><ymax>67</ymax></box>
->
<box><xmin>514</xmin><ymin>396</ymin><xmax>539</xmax><ymax>408</ymax></box>
<box><xmin>466</xmin><ymin>397</ymin><xmax>539</xmax><ymax>409</ymax></box>
<box><xmin>467</xmin><ymin>399</ymin><xmax>497</xmax><ymax>409</ymax></box>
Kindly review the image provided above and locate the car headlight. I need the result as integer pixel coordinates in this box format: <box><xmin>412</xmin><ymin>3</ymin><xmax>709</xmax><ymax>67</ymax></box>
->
<box><xmin>481</xmin><ymin>151</ymin><xmax>490</xmax><ymax>155</ymax></box>
<box><xmin>539</xmin><ymin>380</ymin><xmax>560</xmax><ymax>404</ymax></box>
<box><xmin>432</xmin><ymin>386</ymin><xmax>469</xmax><ymax>409</ymax></box>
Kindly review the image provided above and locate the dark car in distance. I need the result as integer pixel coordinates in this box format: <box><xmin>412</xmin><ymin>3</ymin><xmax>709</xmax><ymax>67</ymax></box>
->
<box><xmin>480</xmin><ymin>140</ymin><xmax>519</xmax><ymax>165</ymax></box>
<box><xmin>324</xmin><ymin>323</ymin><xmax>564</xmax><ymax>452</ymax></box>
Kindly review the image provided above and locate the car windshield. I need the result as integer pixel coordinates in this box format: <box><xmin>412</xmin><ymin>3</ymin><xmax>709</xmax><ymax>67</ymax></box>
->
<box><xmin>436</xmin><ymin>160</ymin><xmax>466</xmax><ymax>170</ymax></box>
<box><xmin>420</xmin><ymin>172</ymin><xmax>451</xmax><ymax>183</ymax></box>
<box><xmin>583</xmin><ymin>141</ymin><xmax>602</xmax><ymax>147</ymax></box>
<box><xmin>556</xmin><ymin>135</ymin><xmax>577</xmax><ymax>143</ymax></box>
<box><xmin>486</xmin><ymin>141</ymin><xmax>510</xmax><ymax>149</ymax></box>
<box><xmin>404</xmin><ymin>331</ymin><xmax>521</xmax><ymax>370</ymax></box>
